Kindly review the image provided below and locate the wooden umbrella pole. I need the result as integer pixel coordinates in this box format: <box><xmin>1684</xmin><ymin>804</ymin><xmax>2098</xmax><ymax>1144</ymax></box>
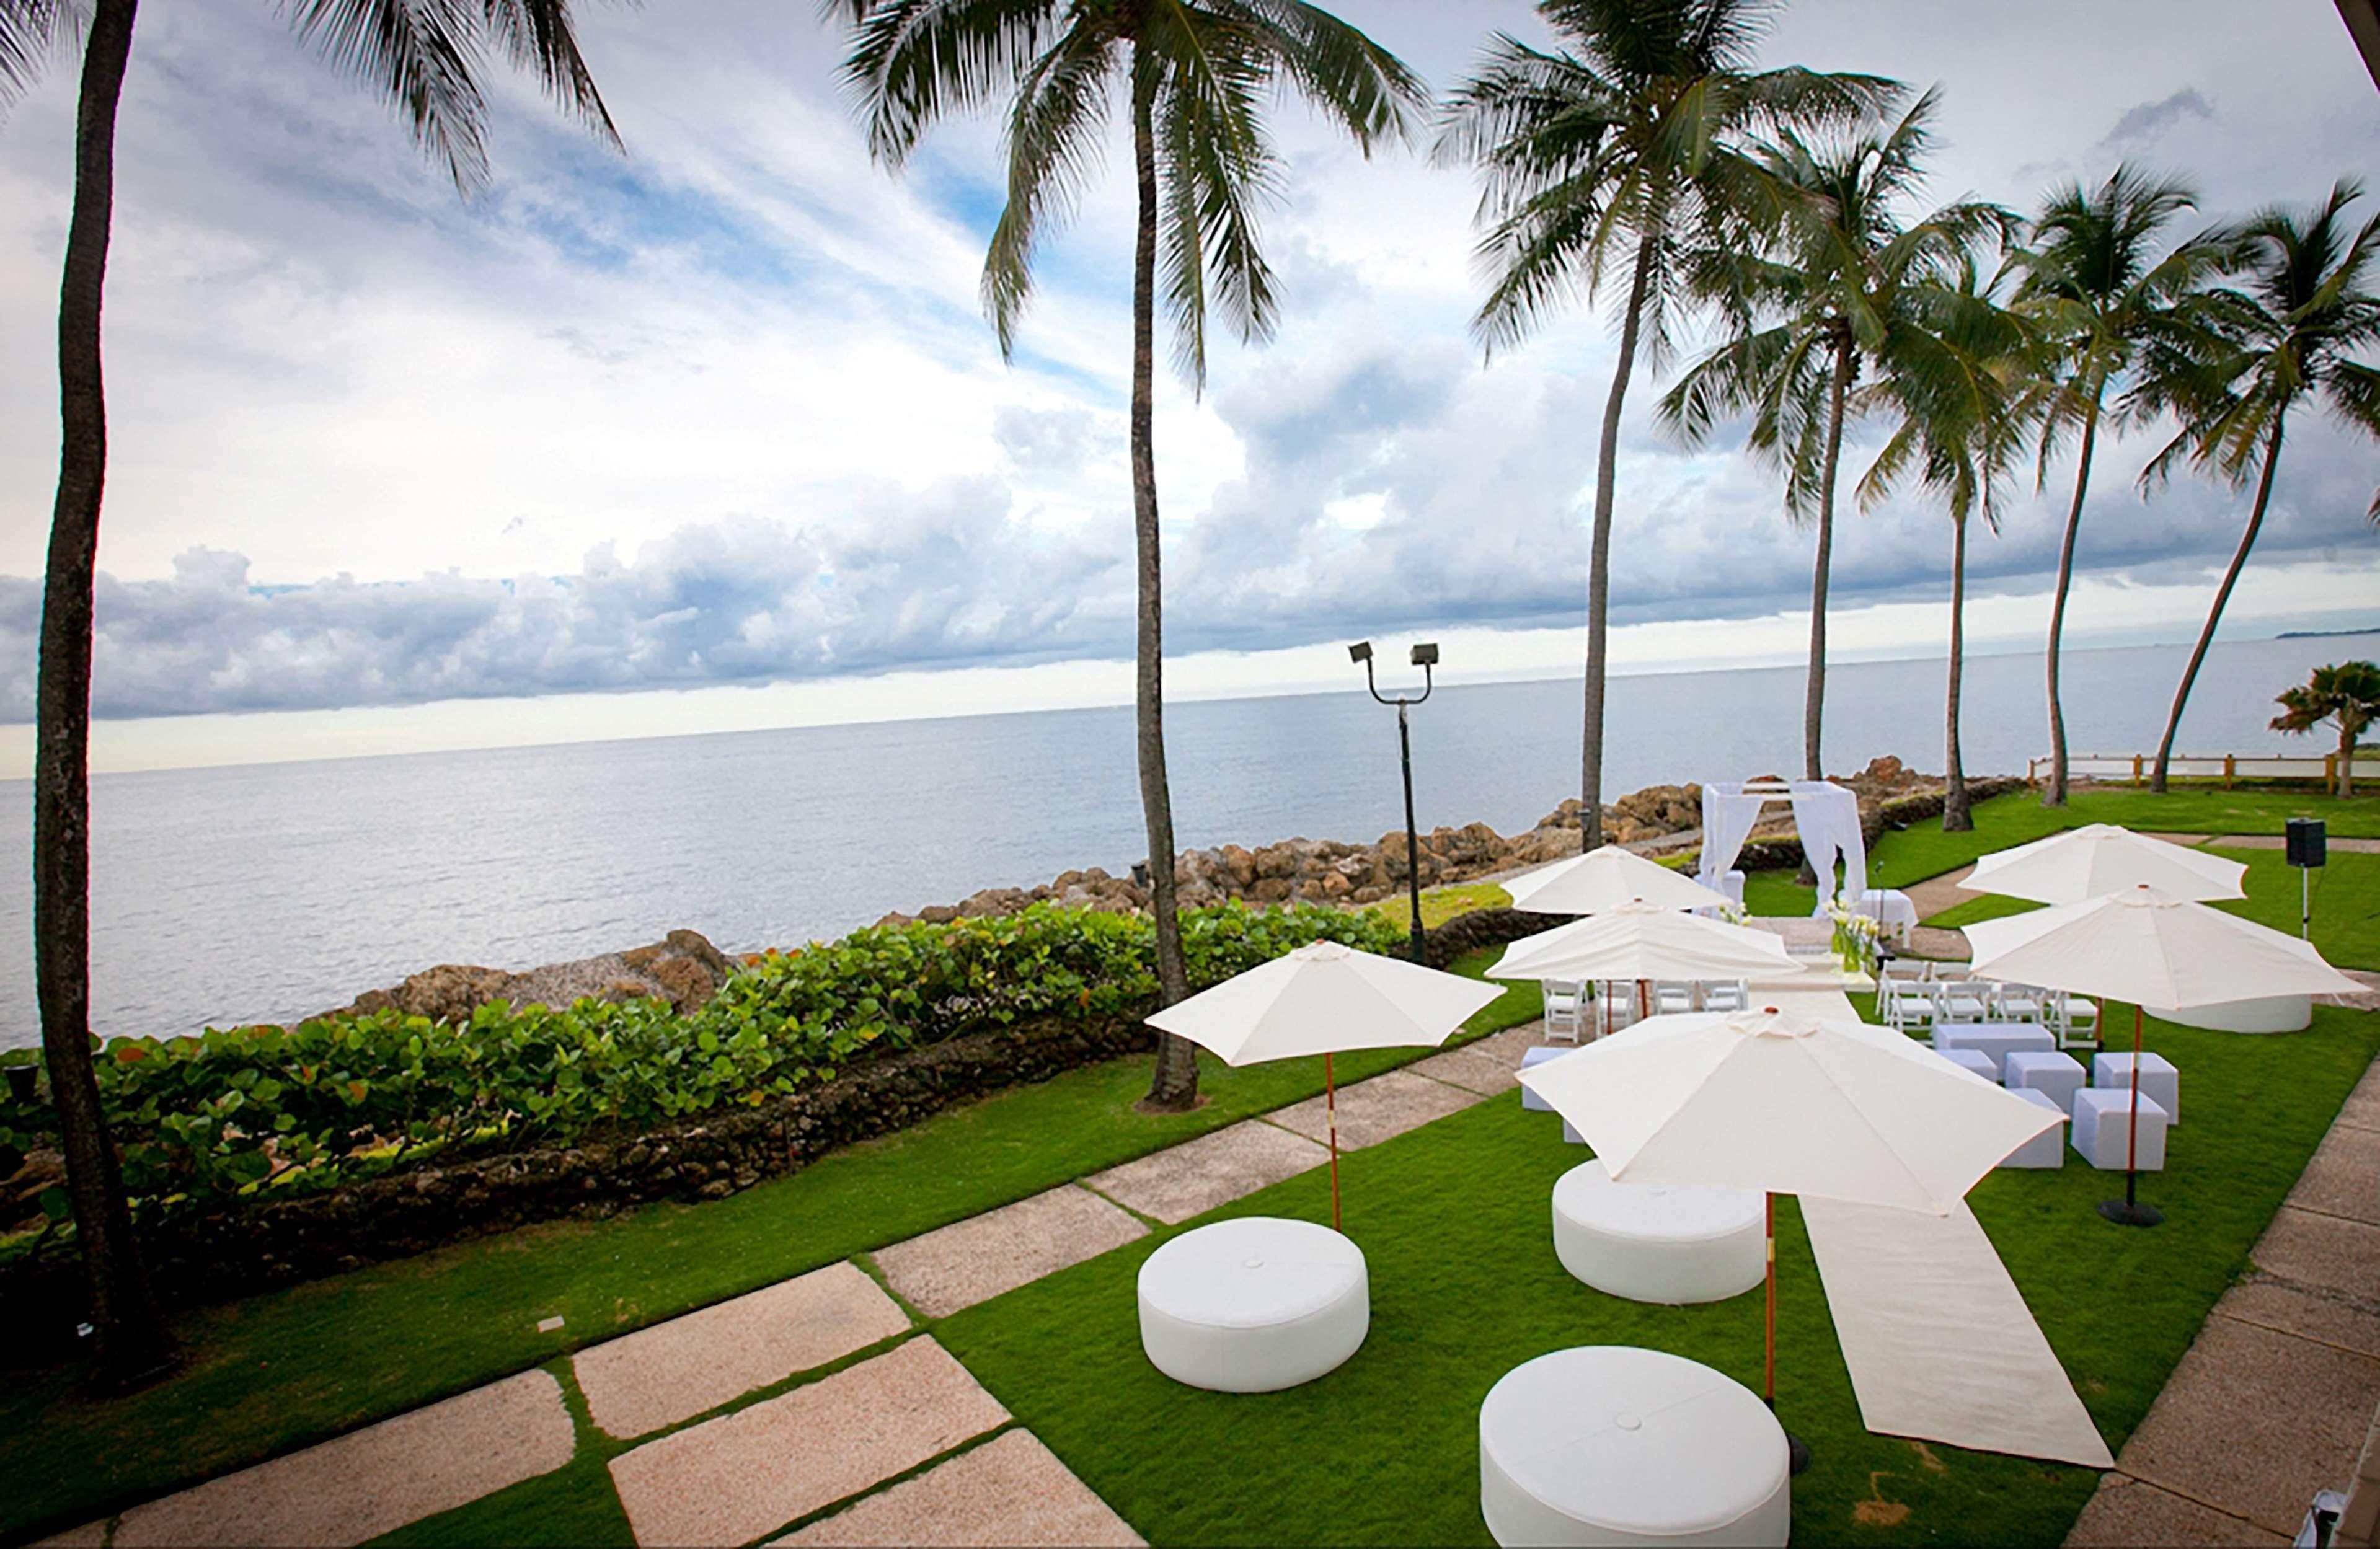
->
<box><xmin>1764</xmin><ymin>1191</ymin><xmax>1777</xmax><ymax>1406</ymax></box>
<box><xmin>2125</xmin><ymin>1004</ymin><xmax>2142</xmax><ymax>1207</ymax></box>
<box><xmin>1325</xmin><ymin>1051</ymin><xmax>1342</xmax><ymax>1233</ymax></box>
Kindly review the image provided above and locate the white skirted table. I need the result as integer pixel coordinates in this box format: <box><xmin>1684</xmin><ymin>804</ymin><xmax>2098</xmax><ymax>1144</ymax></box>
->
<box><xmin>1550</xmin><ymin>1161</ymin><xmax>1765</xmax><ymax>1305</ymax></box>
<box><xmin>1479</xmin><ymin>1346</ymin><xmax>1791</xmax><ymax>1547</ymax></box>
<box><xmin>1136</xmin><ymin>1217</ymin><xmax>1368</xmax><ymax>1393</ymax></box>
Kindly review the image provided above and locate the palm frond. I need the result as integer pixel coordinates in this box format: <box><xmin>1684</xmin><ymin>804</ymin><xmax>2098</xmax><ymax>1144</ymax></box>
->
<box><xmin>0</xmin><ymin>0</ymin><xmax>74</xmax><ymax>110</ymax></box>
<box><xmin>980</xmin><ymin>15</ymin><xmax>1112</xmax><ymax>358</ymax></box>
<box><xmin>843</xmin><ymin>0</ymin><xmax>1061</xmax><ymax>166</ymax></box>
<box><xmin>285</xmin><ymin>0</ymin><xmax>495</xmax><ymax>189</ymax></box>
<box><xmin>481</xmin><ymin>0</ymin><xmax>619</xmax><ymax>150</ymax></box>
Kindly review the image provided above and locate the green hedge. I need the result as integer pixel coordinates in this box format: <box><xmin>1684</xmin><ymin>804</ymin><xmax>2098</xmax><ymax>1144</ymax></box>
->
<box><xmin>1</xmin><ymin>902</ymin><xmax>1398</xmax><ymax>1227</ymax></box>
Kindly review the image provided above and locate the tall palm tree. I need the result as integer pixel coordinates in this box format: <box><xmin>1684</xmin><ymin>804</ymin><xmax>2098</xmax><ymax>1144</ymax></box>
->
<box><xmin>1659</xmin><ymin>90</ymin><xmax>2014</xmax><ymax>785</ymax></box>
<box><xmin>2141</xmin><ymin>179</ymin><xmax>2380</xmax><ymax>792</ymax></box>
<box><xmin>838</xmin><ymin>0</ymin><xmax>1423</xmax><ymax>1111</ymax></box>
<box><xmin>2271</xmin><ymin>660</ymin><xmax>2380</xmax><ymax>799</ymax></box>
<box><xmin>2007</xmin><ymin>165</ymin><xmax>2213</xmax><ymax>807</ymax></box>
<box><xmin>1</xmin><ymin>0</ymin><xmax>619</xmax><ymax>1384</ymax></box>
<box><xmin>1434</xmin><ymin>0</ymin><xmax>1892</xmax><ymax>850</ymax></box>
<box><xmin>1854</xmin><ymin>258</ymin><xmax>2030</xmax><ymax>830</ymax></box>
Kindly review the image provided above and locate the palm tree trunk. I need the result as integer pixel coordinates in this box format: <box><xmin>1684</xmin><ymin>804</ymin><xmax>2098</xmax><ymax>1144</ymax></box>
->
<box><xmin>37</xmin><ymin>0</ymin><xmax>170</xmax><ymax>1386</ymax></box>
<box><xmin>1127</xmin><ymin>56</ymin><xmax>1195</xmax><ymax>1113</ymax></box>
<box><xmin>1805</xmin><ymin>332</ymin><xmax>1853</xmax><ymax>785</ymax></box>
<box><xmin>2342</xmin><ymin>724</ymin><xmax>2358</xmax><ymax>800</ymax></box>
<box><xmin>2042</xmin><ymin>395</ymin><xmax>2099</xmax><ymax>807</ymax></box>
<box><xmin>1578</xmin><ymin>235</ymin><xmax>1656</xmax><ymax>855</ymax></box>
<box><xmin>1943</xmin><ymin>512</ymin><xmax>1971</xmax><ymax>832</ymax></box>
<box><xmin>2151</xmin><ymin>413</ymin><xmax>2286</xmax><ymax>793</ymax></box>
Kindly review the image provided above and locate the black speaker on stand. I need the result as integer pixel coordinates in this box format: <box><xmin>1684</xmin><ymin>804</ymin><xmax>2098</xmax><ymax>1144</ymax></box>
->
<box><xmin>2286</xmin><ymin>817</ymin><xmax>2327</xmax><ymax>940</ymax></box>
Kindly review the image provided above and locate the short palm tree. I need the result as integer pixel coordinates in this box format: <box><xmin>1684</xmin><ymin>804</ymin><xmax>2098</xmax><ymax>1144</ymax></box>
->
<box><xmin>838</xmin><ymin>0</ymin><xmax>1424</xmax><ymax>1110</ymax></box>
<box><xmin>2006</xmin><ymin>165</ymin><xmax>2217</xmax><ymax>807</ymax></box>
<box><xmin>2272</xmin><ymin>661</ymin><xmax>2380</xmax><ymax>798</ymax></box>
<box><xmin>1</xmin><ymin>0</ymin><xmax>619</xmax><ymax>1384</ymax></box>
<box><xmin>1853</xmin><ymin>258</ymin><xmax>2031</xmax><ymax>830</ymax></box>
<box><xmin>2141</xmin><ymin>179</ymin><xmax>2380</xmax><ymax>792</ymax></box>
<box><xmin>1433</xmin><ymin>0</ymin><xmax>1892</xmax><ymax>850</ymax></box>
<box><xmin>1659</xmin><ymin>89</ymin><xmax>2015</xmax><ymax>784</ymax></box>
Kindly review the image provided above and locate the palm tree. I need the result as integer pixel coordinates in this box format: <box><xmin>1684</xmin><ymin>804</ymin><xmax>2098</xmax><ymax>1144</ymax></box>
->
<box><xmin>1434</xmin><ymin>0</ymin><xmax>1892</xmax><ymax>851</ymax></box>
<box><xmin>2007</xmin><ymin>166</ymin><xmax>2216</xmax><ymax>807</ymax></box>
<box><xmin>838</xmin><ymin>0</ymin><xmax>1423</xmax><ymax>1111</ymax></box>
<box><xmin>1854</xmin><ymin>258</ymin><xmax>2031</xmax><ymax>830</ymax></box>
<box><xmin>2141</xmin><ymin>179</ymin><xmax>2380</xmax><ymax>792</ymax></box>
<box><xmin>1</xmin><ymin>0</ymin><xmax>619</xmax><ymax>1384</ymax></box>
<box><xmin>2272</xmin><ymin>661</ymin><xmax>2380</xmax><ymax>798</ymax></box>
<box><xmin>1659</xmin><ymin>90</ymin><xmax>2014</xmax><ymax>785</ymax></box>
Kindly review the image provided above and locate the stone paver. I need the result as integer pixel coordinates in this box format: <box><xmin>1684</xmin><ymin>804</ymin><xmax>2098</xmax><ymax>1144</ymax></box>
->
<box><xmin>1264</xmin><ymin>1068</ymin><xmax>1489</xmax><ymax>1151</ymax></box>
<box><xmin>113</xmin><ymin>1369</ymin><xmax>573</xmax><ymax>1548</ymax></box>
<box><xmin>2341</xmin><ymin>1057</ymin><xmax>2380</xmax><ymax>1130</ymax></box>
<box><xmin>1901</xmin><ymin>864</ymin><xmax>1974</xmax><ymax>922</ymax></box>
<box><xmin>772</xmin><ymin>1429</ymin><xmax>1142</xmax><ymax>1547</ymax></box>
<box><xmin>2289</xmin><ymin>1123</ymin><xmax>2380</xmax><ymax>1228</ymax></box>
<box><xmin>2219</xmin><ymin>1277</ymin><xmax>2380</xmax><ymax>1361</ymax></box>
<box><xmin>2329</xmin><ymin>971</ymin><xmax>2380</xmax><ymax>1016</ymax></box>
<box><xmin>1083</xmin><ymin>1121</ymin><xmax>1327</xmax><ymax>1225</ymax></box>
<box><xmin>2251</xmin><ymin>1207</ymin><xmax>2380</xmax><ymax>1302</ymax></box>
<box><xmin>27</xmin><ymin>1522</ymin><xmax>108</xmax><ymax>1548</ymax></box>
<box><xmin>873</xmin><ymin>1185</ymin><xmax>1147</xmax><ymax>1318</ymax></box>
<box><xmin>575</xmin><ymin>1261</ymin><xmax>913</xmax><ymax>1439</ymax></box>
<box><xmin>609</xmin><ymin>1336</ymin><xmax>1007</xmax><ymax>1548</ymax></box>
<box><xmin>2066</xmin><ymin>1475</ymin><xmax>2286</xmax><ymax>1547</ymax></box>
<box><xmin>1409</xmin><ymin>1025</ymin><xmax>1544</xmax><ymax>1095</ymax></box>
<box><xmin>2116</xmin><ymin>1317</ymin><xmax>2380</xmax><ymax>1536</ymax></box>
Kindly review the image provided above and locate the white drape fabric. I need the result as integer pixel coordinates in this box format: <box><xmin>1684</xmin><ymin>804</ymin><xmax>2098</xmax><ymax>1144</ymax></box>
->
<box><xmin>1788</xmin><ymin>780</ymin><xmax>1866</xmax><ymax>916</ymax></box>
<box><xmin>1695</xmin><ymin>783</ymin><xmax>1768</xmax><ymax>889</ymax></box>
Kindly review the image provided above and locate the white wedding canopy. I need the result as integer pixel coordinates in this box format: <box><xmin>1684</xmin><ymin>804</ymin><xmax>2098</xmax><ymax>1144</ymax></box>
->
<box><xmin>1147</xmin><ymin>940</ymin><xmax>1499</xmax><ymax>1228</ymax></box>
<box><xmin>1518</xmin><ymin>1005</ymin><xmax>2061</xmax><ymax>1461</ymax></box>
<box><xmin>1962</xmin><ymin>824</ymin><xmax>2246</xmax><ymax>906</ymax></box>
<box><xmin>1699</xmin><ymin>780</ymin><xmax>1867</xmax><ymax>916</ymax></box>
<box><xmin>1503</xmin><ymin>845</ymin><xmax>1732</xmax><ymax>915</ymax></box>
<box><xmin>1487</xmin><ymin>899</ymin><xmax>1800</xmax><ymax>986</ymax></box>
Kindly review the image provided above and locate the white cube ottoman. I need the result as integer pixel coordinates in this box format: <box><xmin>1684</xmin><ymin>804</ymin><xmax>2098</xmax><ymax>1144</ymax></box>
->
<box><xmin>1998</xmin><ymin>1088</ymin><xmax>2065</xmax><ymax>1169</ymax></box>
<box><xmin>2071</xmin><ymin>1088</ymin><xmax>2169</xmax><ymax>1172</ymax></box>
<box><xmin>1480</xmin><ymin>1346</ymin><xmax>1789</xmax><ymax>1547</ymax></box>
<box><xmin>1935</xmin><ymin>1024</ymin><xmax>2056</xmax><ymax>1080</ymax></box>
<box><xmin>2094</xmin><ymin>1051</ymin><xmax>2179</xmax><ymax>1126</ymax></box>
<box><xmin>1551</xmin><ymin>1161</ymin><xmax>1764</xmax><ymax>1305</ymax></box>
<box><xmin>1138</xmin><ymin>1217</ymin><xmax>1367</xmax><ymax>1392</ymax></box>
<box><xmin>2004</xmin><ymin>1050</ymin><xmax>2087</xmax><ymax>1114</ymax></box>
<box><xmin>1939</xmin><ymin>1048</ymin><xmax>1998</xmax><ymax>1083</ymax></box>
<box><xmin>1521</xmin><ymin>1046</ymin><xmax>1575</xmax><ymax>1113</ymax></box>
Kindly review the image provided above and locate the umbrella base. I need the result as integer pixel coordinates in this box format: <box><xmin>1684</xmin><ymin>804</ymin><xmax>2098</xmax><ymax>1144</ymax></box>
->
<box><xmin>2099</xmin><ymin>1199</ymin><xmax>2165</xmax><ymax>1228</ymax></box>
<box><xmin>1787</xmin><ymin>1432</ymin><xmax>1812</xmax><ymax>1475</ymax></box>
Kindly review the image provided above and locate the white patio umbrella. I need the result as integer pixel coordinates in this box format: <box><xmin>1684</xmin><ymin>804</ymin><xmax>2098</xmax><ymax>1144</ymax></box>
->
<box><xmin>1965</xmin><ymin>883</ymin><xmax>2362</xmax><ymax>1225</ymax></box>
<box><xmin>1518</xmin><ymin>1004</ymin><xmax>2060</xmax><ymax>1467</ymax></box>
<box><xmin>1961</xmin><ymin>823</ymin><xmax>2245</xmax><ymax>905</ymax></box>
<box><xmin>1146</xmin><ymin>940</ymin><xmax>1499</xmax><ymax>1230</ymax></box>
<box><xmin>1503</xmin><ymin>845</ymin><xmax>1732</xmax><ymax>915</ymax></box>
<box><xmin>1487</xmin><ymin>899</ymin><xmax>1800</xmax><ymax>985</ymax></box>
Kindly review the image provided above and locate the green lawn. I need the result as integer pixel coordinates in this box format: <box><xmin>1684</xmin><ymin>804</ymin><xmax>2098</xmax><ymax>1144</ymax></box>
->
<box><xmin>0</xmin><ymin>961</ymin><xmax>1541</xmax><ymax>1543</ymax></box>
<box><xmin>9</xmin><ymin>783</ymin><xmax>2371</xmax><ymax>1546</ymax></box>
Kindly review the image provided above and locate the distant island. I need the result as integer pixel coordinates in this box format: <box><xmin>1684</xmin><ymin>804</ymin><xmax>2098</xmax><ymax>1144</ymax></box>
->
<box><xmin>2276</xmin><ymin>626</ymin><xmax>2380</xmax><ymax>638</ymax></box>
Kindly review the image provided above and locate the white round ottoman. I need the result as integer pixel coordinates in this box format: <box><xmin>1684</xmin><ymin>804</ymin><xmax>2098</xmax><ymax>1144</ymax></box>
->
<box><xmin>1551</xmin><ymin>1160</ymin><xmax>1764</xmax><ymax>1304</ymax></box>
<box><xmin>1480</xmin><ymin>1346</ymin><xmax>1790</xmax><ymax>1547</ymax></box>
<box><xmin>1137</xmin><ymin>1217</ymin><xmax>1367</xmax><ymax>1392</ymax></box>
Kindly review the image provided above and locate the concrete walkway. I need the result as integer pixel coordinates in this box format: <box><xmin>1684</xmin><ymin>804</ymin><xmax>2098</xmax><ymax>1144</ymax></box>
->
<box><xmin>2066</xmin><ymin>1057</ymin><xmax>2380</xmax><ymax>1547</ymax></box>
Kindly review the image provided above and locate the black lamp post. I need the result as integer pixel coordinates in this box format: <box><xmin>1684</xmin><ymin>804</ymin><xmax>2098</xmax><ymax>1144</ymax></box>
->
<box><xmin>1351</xmin><ymin>640</ymin><xmax>1437</xmax><ymax>964</ymax></box>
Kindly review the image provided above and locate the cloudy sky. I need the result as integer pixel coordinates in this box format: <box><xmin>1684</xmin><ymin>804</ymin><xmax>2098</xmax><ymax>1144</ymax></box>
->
<box><xmin>1</xmin><ymin>0</ymin><xmax>2375</xmax><ymax>773</ymax></box>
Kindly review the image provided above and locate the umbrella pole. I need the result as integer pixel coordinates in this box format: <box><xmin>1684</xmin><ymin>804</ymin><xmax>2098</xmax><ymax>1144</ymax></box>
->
<box><xmin>1325</xmin><ymin>1052</ymin><xmax>1342</xmax><ymax>1233</ymax></box>
<box><xmin>2099</xmin><ymin>1005</ymin><xmax>2164</xmax><ymax>1227</ymax></box>
<box><xmin>1765</xmin><ymin>1191</ymin><xmax>1811</xmax><ymax>1475</ymax></box>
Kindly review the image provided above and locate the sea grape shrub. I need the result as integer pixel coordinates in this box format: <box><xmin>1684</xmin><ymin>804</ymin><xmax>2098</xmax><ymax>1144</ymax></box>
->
<box><xmin>0</xmin><ymin>902</ymin><xmax>1399</xmax><ymax>1226</ymax></box>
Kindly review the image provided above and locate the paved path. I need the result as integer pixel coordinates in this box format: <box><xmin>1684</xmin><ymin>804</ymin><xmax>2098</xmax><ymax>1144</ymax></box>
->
<box><xmin>2066</xmin><ymin>1057</ymin><xmax>2380</xmax><ymax>1547</ymax></box>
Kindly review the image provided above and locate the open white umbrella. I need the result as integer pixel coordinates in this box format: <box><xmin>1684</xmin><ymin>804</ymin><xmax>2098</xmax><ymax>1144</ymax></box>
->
<box><xmin>1522</xmin><ymin>1007</ymin><xmax>2058</xmax><ymax>1212</ymax></box>
<box><xmin>1519</xmin><ymin>1004</ymin><xmax>2059</xmax><ymax>1467</ymax></box>
<box><xmin>1146</xmin><ymin>940</ymin><xmax>1499</xmax><ymax>1230</ymax></box>
<box><xmin>1503</xmin><ymin>845</ymin><xmax>1732</xmax><ymax>915</ymax></box>
<box><xmin>1487</xmin><ymin>899</ymin><xmax>1800</xmax><ymax>986</ymax></box>
<box><xmin>1961</xmin><ymin>823</ymin><xmax>2245</xmax><ymax>905</ymax></box>
<box><xmin>1966</xmin><ymin>883</ymin><xmax>2361</xmax><ymax>1225</ymax></box>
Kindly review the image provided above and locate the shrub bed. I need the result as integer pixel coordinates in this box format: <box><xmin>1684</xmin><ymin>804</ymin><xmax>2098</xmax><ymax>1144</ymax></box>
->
<box><xmin>1</xmin><ymin>903</ymin><xmax>1399</xmax><ymax>1235</ymax></box>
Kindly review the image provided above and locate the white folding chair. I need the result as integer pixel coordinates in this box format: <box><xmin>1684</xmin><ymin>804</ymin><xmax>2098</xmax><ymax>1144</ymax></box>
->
<box><xmin>2051</xmin><ymin>991</ymin><xmax>2102</xmax><ymax>1051</ymax></box>
<box><xmin>1888</xmin><ymin>980</ymin><xmax>1940</xmax><ymax>1038</ymax></box>
<box><xmin>1935</xmin><ymin>974</ymin><xmax>1993</xmax><ymax>1023</ymax></box>
<box><xmin>1652</xmin><ymin>980</ymin><xmax>1696</xmax><ymax>1016</ymax></box>
<box><xmin>1994</xmin><ymin>982</ymin><xmax>2048</xmax><ymax>1023</ymax></box>
<box><xmin>1701</xmin><ymin>979</ymin><xmax>1748</xmax><ymax>1014</ymax></box>
<box><xmin>1541</xmin><ymin>979</ymin><xmax>1586</xmax><ymax>1043</ymax></box>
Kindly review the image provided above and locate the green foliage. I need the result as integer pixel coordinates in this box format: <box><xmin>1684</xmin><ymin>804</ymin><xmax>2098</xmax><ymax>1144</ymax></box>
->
<box><xmin>0</xmin><ymin>904</ymin><xmax>1399</xmax><ymax>1223</ymax></box>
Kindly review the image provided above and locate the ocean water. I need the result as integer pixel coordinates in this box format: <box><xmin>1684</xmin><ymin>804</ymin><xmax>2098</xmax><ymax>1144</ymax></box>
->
<box><xmin>1</xmin><ymin>631</ymin><xmax>2368</xmax><ymax>1047</ymax></box>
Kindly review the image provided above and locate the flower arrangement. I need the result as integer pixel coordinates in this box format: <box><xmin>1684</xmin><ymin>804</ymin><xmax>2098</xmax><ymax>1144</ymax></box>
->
<box><xmin>1825</xmin><ymin>899</ymin><xmax>1885</xmax><ymax>972</ymax></box>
